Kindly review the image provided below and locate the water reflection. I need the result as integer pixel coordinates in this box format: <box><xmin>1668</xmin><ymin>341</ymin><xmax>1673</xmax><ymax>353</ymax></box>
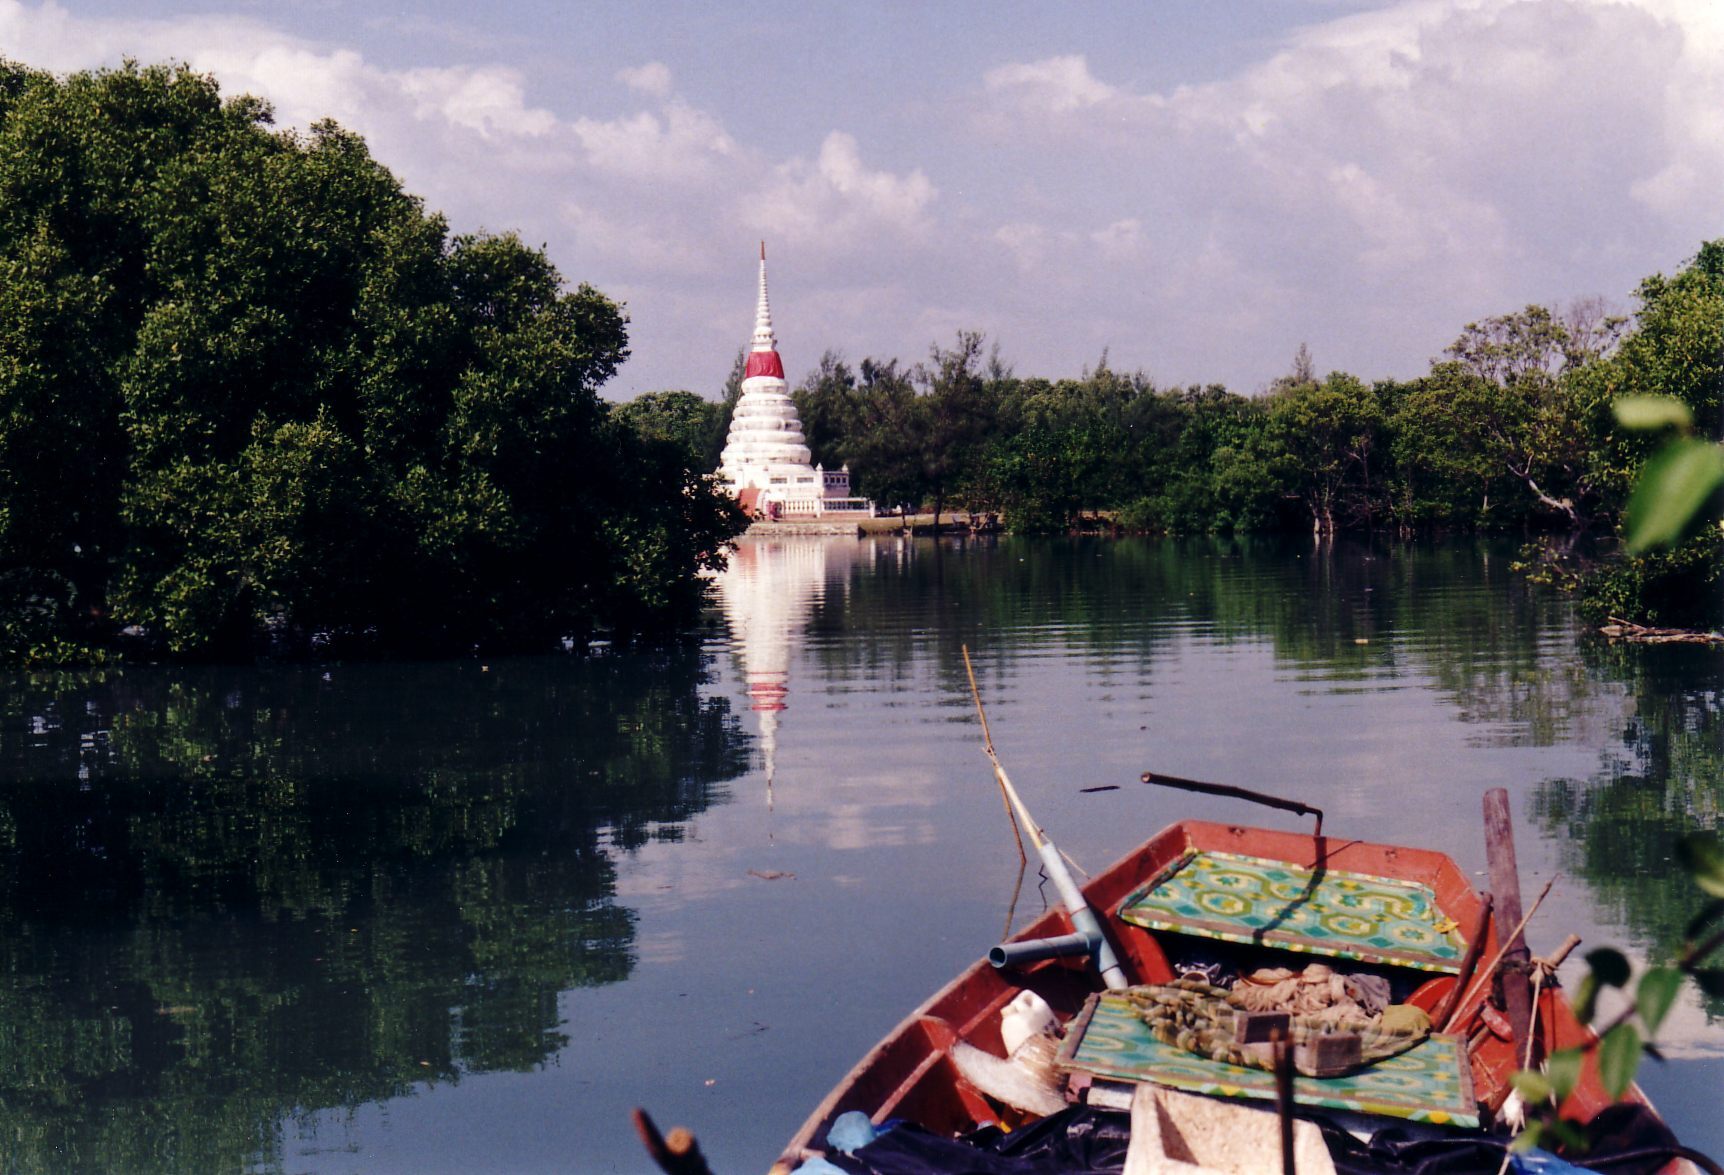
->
<box><xmin>0</xmin><ymin>654</ymin><xmax>748</xmax><ymax>1171</ymax></box>
<box><xmin>715</xmin><ymin>534</ymin><xmax>1716</xmax><ymax>980</ymax></box>
<box><xmin>1531</xmin><ymin>642</ymin><xmax>1724</xmax><ymax>1015</ymax></box>
<box><xmin>0</xmin><ymin>537</ymin><xmax>1718</xmax><ymax>1172</ymax></box>
<box><xmin>713</xmin><ymin>537</ymin><xmax>863</xmax><ymax>808</ymax></box>
<box><xmin>791</xmin><ymin>536</ymin><xmax>1594</xmax><ymax>730</ymax></box>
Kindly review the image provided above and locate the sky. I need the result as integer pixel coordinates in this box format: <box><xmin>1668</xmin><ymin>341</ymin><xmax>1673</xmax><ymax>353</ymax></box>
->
<box><xmin>2</xmin><ymin>0</ymin><xmax>1720</xmax><ymax>399</ymax></box>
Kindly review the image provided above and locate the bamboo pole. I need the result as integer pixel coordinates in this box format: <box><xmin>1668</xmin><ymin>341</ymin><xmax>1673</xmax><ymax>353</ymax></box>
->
<box><xmin>1140</xmin><ymin>770</ymin><xmax>1324</xmax><ymax>838</ymax></box>
<box><xmin>1273</xmin><ymin>1030</ymin><xmax>1297</xmax><ymax>1175</ymax></box>
<box><xmin>962</xmin><ymin>645</ymin><xmax>1128</xmax><ymax>990</ymax></box>
<box><xmin>1431</xmin><ymin>892</ymin><xmax>1493</xmax><ymax>1029</ymax></box>
<box><xmin>962</xmin><ymin>647</ymin><xmax>1027</xmax><ymax>870</ymax></box>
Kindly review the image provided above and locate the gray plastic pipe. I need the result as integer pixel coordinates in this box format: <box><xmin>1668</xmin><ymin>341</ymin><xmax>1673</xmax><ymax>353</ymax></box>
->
<box><xmin>988</xmin><ymin>931</ymin><xmax>1098</xmax><ymax>970</ymax></box>
<box><xmin>1036</xmin><ymin>840</ymin><xmax>1129</xmax><ymax>989</ymax></box>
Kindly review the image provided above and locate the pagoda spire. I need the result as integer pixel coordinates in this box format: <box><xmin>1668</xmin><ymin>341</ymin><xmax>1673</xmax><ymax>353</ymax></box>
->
<box><xmin>744</xmin><ymin>242</ymin><xmax>785</xmax><ymax>379</ymax></box>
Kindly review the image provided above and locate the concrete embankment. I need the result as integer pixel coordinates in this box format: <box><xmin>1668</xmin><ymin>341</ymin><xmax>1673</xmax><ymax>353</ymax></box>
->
<box><xmin>744</xmin><ymin>513</ymin><xmax>995</xmax><ymax>538</ymax></box>
<box><xmin>743</xmin><ymin>518</ymin><xmax>867</xmax><ymax>536</ymax></box>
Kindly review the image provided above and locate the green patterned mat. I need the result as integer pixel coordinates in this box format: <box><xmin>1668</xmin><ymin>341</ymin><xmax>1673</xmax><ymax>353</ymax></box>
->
<box><xmin>1117</xmin><ymin>849</ymin><xmax>1466</xmax><ymax>973</ymax></box>
<box><xmin>1058</xmin><ymin>992</ymin><xmax>1478</xmax><ymax>1128</ymax></box>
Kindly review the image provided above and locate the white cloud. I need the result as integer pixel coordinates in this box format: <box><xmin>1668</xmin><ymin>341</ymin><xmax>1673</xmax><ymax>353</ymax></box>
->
<box><xmin>397</xmin><ymin>65</ymin><xmax>555</xmax><ymax>139</ymax></box>
<box><xmin>973</xmin><ymin>0</ymin><xmax>1724</xmax><ymax>387</ymax></box>
<box><xmin>571</xmin><ymin>102</ymin><xmax>738</xmax><ymax>181</ymax></box>
<box><xmin>1091</xmin><ymin>218</ymin><xmax>1147</xmax><ymax>257</ymax></box>
<box><xmin>993</xmin><ymin>222</ymin><xmax>1049</xmax><ymax>272</ymax></box>
<box><xmin>2</xmin><ymin>0</ymin><xmax>1721</xmax><ymax>397</ymax></box>
<box><xmin>616</xmin><ymin>61</ymin><xmax>673</xmax><ymax>98</ymax></box>
<box><xmin>0</xmin><ymin>0</ymin><xmax>130</xmax><ymax>71</ymax></box>
<box><xmin>746</xmin><ymin>132</ymin><xmax>936</xmax><ymax>253</ymax></box>
<box><xmin>560</xmin><ymin>202</ymin><xmax>679</xmax><ymax>268</ymax></box>
<box><xmin>984</xmin><ymin>54</ymin><xmax>1123</xmax><ymax>113</ymax></box>
<box><xmin>0</xmin><ymin>5</ymin><xmax>559</xmax><ymax>174</ymax></box>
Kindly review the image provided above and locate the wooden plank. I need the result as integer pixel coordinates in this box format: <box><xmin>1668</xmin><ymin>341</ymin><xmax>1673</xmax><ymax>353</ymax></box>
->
<box><xmin>1432</xmin><ymin>892</ymin><xmax>1492</xmax><ymax>1030</ymax></box>
<box><xmin>1483</xmin><ymin>788</ymin><xmax>1533</xmax><ymax>1058</ymax></box>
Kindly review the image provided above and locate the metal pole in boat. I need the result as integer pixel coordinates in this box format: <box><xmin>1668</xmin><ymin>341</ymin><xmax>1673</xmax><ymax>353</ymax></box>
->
<box><xmin>963</xmin><ymin>647</ymin><xmax>1129</xmax><ymax>991</ymax></box>
<box><xmin>1272</xmin><ymin>1030</ymin><xmax>1297</xmax><ymax>1175</ymax></box>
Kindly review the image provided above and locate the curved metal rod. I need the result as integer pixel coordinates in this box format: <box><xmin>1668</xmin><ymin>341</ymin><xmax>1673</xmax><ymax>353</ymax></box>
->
<box><xmin>1141</xmin><ymin>770</ymin><xmax>1324</xmax><ymax>838</ymax></box>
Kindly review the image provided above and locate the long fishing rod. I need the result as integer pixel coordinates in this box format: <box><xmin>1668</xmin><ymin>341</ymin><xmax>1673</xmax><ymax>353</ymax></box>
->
<box><xmin>962</xmin><ymin>646</ymin><xmax>1129</xmax><ymax>991</ymax></box>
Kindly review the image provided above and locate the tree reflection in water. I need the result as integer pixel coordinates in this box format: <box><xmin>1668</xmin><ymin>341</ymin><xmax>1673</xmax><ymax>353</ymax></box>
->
<box><xmin>0</xmin><ymin>652</ymin><xmax>748</xmax><ymax>1171</ymax></box>
<box><xmin>1532</xmin><ymin>642</ymin><xmax>1724</xmax><ymax>1016</ymax></box>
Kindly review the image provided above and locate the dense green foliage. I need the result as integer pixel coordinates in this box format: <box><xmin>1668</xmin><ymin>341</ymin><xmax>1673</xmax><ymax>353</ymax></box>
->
<box><xmin>610</xmin><ymin>388</ymin><xmax>729</xmax><ymax>470</ymax></box>
<box><xmin>0</xmin><ymin>60</ymin><xmax>743</xmax><ymax>663</ymax></box>
<box><xmin>1571</xmin><ymin>244</ymin><xmax>1724</xmax><ymax>626</ymax></box>
<box><xmin>781</xmin><ymin>301</ymin><xmax>1647</xmax><ymax>541</ymax></box>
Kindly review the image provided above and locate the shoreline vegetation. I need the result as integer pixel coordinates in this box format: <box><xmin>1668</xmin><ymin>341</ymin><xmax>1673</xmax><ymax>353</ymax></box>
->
<box><xmin>0</xmin><ymin>60</ymin><xmax>1717</xmax><ymax>666</ymax></box>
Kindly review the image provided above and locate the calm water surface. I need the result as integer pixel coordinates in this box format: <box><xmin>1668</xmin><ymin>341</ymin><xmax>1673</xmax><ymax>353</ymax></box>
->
<box><xmin>0</xmin><ymin>536</ymin><xmax>1718</xmax><ymax>1172</ymax></box>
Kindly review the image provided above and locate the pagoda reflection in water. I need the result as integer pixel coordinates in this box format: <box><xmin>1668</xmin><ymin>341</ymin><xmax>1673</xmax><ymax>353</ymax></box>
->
<box><xmin>713</xmin><ymin>536</ymin><xmax>868</xmax><ymax>807</ymax></box>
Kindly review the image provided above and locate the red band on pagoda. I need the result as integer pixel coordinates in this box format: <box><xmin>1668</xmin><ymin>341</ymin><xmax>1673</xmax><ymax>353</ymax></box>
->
<box><xmin>744</xmin><ymin>351</ymin><xmax>785</xmax><ymax>379</ymax></box>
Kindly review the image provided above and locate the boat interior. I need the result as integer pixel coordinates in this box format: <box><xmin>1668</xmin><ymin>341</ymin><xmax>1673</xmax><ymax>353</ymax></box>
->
<box><xmin>777</xmin><ymin>819</ymin><xmax>1657</xmax><ymax>1173</ymax></box>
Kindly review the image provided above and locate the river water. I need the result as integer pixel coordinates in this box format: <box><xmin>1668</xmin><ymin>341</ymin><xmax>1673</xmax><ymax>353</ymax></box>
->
<box><xmin>0</xmin><ymin>535</ymin><xmax>1718</xmax><ymax>1173</ymax></box>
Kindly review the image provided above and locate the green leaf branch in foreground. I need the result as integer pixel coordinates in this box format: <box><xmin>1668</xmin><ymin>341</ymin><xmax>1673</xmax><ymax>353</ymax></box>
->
<box><xmin>1681</xmin><ymin>833</ymin><xmax>1724</xmax><ymax>899</ymax></box>
<box><xmin>1509</xmin><ymin>832</ymin><xmax>1724</xmax><ymax>1161</ymax></box>
<box><xmin>1613</xmin><ymin>395</ymin><xmax>1694</xmax><ymax>432</ymax></box>
<box><xmin>1613</xmin><ymin>395</ymin><xmax>1724</xmax><ymax>552</ymax></box>
<box><xmin>1624</xmin><ymin>439</ymin><xmax>1724</xmax><ymax>552</ymax></box>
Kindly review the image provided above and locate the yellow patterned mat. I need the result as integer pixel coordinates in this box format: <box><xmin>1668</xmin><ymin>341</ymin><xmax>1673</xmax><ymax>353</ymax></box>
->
<box><xmin>1057</xmin><ymin>991</ymin><xmax>1478</xmax><ymax>1128</ymax></box>
<box><xmin>1117</xmin><ymin>849</ymin><xmax>1466</xmax><ymax>972</ymax></box>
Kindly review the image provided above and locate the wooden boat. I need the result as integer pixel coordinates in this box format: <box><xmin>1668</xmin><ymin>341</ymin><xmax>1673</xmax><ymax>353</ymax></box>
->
<box><xmin>767</xmin><ymin>817</ymin><xmax>1691</xmax><ymax>1175</ymax></box>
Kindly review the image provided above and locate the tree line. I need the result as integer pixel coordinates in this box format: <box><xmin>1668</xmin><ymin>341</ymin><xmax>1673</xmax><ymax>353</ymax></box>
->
<box><xmin>626</xmin><ymin>244</ymin><xmax>1722</xmax><ymax>629</ymax></box>
<box><xmin>0</xmin><ymin>60</ymin><xmax>745</xmax><ymax>665</ymax></box>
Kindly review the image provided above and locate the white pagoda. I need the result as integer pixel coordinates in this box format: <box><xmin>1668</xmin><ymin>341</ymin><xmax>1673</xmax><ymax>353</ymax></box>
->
<box><xmin>717</xmin><ymin>246</ymin><xmax>874</xmax><ymax>520</ymax></box>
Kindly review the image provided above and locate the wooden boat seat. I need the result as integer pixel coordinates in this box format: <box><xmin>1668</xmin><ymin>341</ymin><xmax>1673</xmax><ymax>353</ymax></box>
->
<box><xmin>1116</xmin><ymin>848</ymin><xmax>1468</xmax><ymax>974</ymax></box>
